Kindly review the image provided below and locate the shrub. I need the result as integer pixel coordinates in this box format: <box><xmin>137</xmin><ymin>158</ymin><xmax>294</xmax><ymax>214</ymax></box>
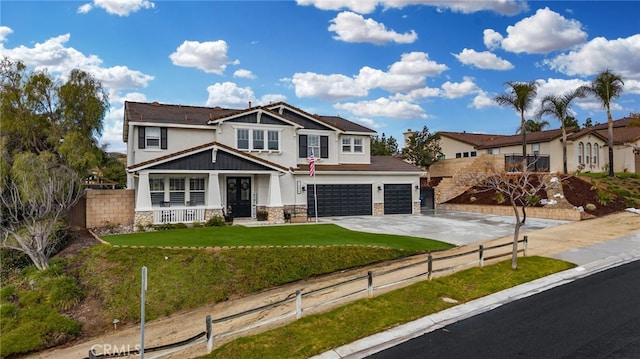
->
<box><xmin>192</xmin><ymin>221</ymin><xmax>204</xmax><ymax>228</ymax></box>
<box><xmin>1</xmin><ymin>285</ymin><xmax>18</xmax><ymax>302</ymax></box>
<box><xmin>493</xmin><ymin>192</ymin><xmax>505</xmax><ymax>204</ymax></box>
<box><xmin>173</xmin><ymin>222</ymin><xmax>188</xmax><ymax>230</ymax></box>
<box><xmin>44</xmin><ymin>276</ymin><xmax>84</xmax><ymax>311</ymax></box>
<box><xmin>1</xmin><ymin>248</ymin><xmax>32</xmax><ymax>282</ymax></box>
<box><xmin>206</xmin><ymin>215</ymin><xmax>226</xmax><ymax>227</ymax></box>
<box><xmin>596</xmin><ymin>189</ymin><xmax>614</xmax><ymax>205</ymax></box>
<box><xmin>154</xmin><ymin>223</ymin><xmax>174</xmax><ymax>231</ymax></box>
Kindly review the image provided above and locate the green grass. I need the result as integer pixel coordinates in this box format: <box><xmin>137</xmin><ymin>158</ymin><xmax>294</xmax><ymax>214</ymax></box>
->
<box><xmin>70</xmin><ymin>244</ymin><xmax>431</xmax><ymax>322</ymax></box>
<box><xmin>103</xmin><ymin>224</ymin><xmax>452</xmax><ymax>252</ymax></box>
<box><xmin>205</xmin><ymin>256</ymin><xmax>575</xmax><ymax>359</ymax></box>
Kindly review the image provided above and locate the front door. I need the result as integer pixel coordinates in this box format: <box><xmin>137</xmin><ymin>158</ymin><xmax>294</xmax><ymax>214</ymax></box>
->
<box><xmin>227</xmin><ymin>177</ymin><xmax>251</xmax><ymax>217</ymax></box>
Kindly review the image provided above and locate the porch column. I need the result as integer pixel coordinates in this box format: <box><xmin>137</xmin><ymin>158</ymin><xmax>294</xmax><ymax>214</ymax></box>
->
<box><xmin>208</xmin><ymin>172</ymin><xmax>222</xmax><ymax>209</ymax></box>
<box><xmin>136</xmin><ymin>172</ymin><xmax>152</xmax><ymax>210</ymax></box>
<box><xmin>268</xmin><ymin>173</ymin><xmax>283</xmax><ymax>207</ymax></box>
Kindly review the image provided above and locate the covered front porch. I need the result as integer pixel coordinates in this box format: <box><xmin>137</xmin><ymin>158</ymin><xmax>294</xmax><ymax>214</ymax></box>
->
<box><xmin>132</xmin><ymin>171</ymin><xmax>288</xmax><ymax>226</ymax></box>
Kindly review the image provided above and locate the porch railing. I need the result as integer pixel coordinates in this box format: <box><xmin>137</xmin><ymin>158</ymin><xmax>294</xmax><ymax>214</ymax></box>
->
<box><xmin>504</xmin><ymin>154</ymin><xmax>550</xmax><ymax>172</ymax></box>
<box><xmin>153</xmin><ymin>208</ymin><xmax>206</xmax><ymax>224</ymax></box>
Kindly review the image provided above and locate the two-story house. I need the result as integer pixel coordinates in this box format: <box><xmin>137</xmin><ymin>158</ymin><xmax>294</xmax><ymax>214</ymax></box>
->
<box><xmin>124</xmin><ymin>101</ymin><xmax>424</xmax><ymax>226</ymax></box>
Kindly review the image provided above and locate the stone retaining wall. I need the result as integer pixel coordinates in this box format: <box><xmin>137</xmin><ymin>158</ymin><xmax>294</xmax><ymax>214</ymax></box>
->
<box><xmin>437</xmin><ymin>203</ymin><xmax>583</xmax><ymax>221</ymax></box>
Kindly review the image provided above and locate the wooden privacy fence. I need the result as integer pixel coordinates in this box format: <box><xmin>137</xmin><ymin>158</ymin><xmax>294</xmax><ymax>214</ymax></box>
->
<box><xmin>85</xmin><ymin>236</ymin><xmax>528</xmax><ymax>357</ymax></box>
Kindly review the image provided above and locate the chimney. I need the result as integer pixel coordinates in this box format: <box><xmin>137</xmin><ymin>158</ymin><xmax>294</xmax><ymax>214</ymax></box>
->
<box><xmin>248</xmin><ymin>101</ymin><xmax>252</xmax><ymax>108</ymax></box>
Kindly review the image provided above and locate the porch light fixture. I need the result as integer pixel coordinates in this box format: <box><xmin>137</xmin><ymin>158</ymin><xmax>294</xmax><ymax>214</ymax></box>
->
<box><xmin>415</xmin><ymin>185</ymin><xmax>419</xmax><ymax>190</ymax></box>
<box><xmin>301</xmin><ymin>186</ymin><xmax>306</xmax><ymax>191</ymax></box>
<box><xmin>377</xmin><ymin>185</ymin><xmax>382</xmax><ymax>191</ymax></box>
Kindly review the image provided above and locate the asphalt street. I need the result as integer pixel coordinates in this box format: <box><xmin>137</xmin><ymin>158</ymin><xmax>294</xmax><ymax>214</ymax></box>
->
<box><xmin>369</xmin><ymin>259</ymin><xmax>640</xmax><ymax>359</ymax></box>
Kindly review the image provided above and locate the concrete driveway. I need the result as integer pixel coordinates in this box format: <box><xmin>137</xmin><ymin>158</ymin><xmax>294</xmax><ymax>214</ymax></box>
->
<box><xmin>320</xmin><ymin>210</ymin><xmax>571</xmax><ymax>246</ymax></box>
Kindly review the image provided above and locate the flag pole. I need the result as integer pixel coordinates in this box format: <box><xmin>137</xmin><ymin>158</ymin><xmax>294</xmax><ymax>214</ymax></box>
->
<box><xmin>313</xmin><ymin>165</ymin><xmax>318</xmax><ymax>223</ymax></box>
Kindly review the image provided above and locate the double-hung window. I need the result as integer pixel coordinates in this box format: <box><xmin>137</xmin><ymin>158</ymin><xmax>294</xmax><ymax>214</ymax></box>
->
<box><xmin>146</xmin><ymin>127</ymin><xmax>161</xmax><ymax>149</ymax></box>
<box><xmin>253</xmin><ymin>130</ymin><xmax>265</xmax><ymax>150</ymax></box>
<box><xmin>169</xmin><ymin>178</ymin><xmax>185</xmax><ymax>206</ymax></box>
<box><xmin>308</xmin><ymin>135</ymin><xmax>320</xmax><ymax>157</ymax></box>
<box><xmin>341</xmin><ymin>137</ymin><xmax>363</xmax><ymax>153</ymax></box>
<box><xmin>267</xmin><ymin>130</ymin><xmax>279</xmax><ymax>150</ymax></box>
<box><xmin>237</xmin><ymin>129</ymin><xmax>249</xmax><ymax>150</ymax></box>
<box><xmin>189</xmin><ymin>178</ymin><xmax>205</xmax><ymax>205</ymax></box>
<box><xmin>150</xmin><ymin>178</ymin><xmax>165</xmax><ymax>205</ymax></box>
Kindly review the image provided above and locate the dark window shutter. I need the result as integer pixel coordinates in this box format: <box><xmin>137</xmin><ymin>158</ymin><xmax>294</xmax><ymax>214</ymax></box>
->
<box><xmin>160</xmin><ymin>127</ymin><xmax>168</xmax><ymax>149</ymax></box>
<box><xmin>320</xmin><ymin>136</ymin><xmax>329</xmax><ymax>158</ymax></box>
<box><xmin>299</xmin><ymin>135</ymin><xmax>308</xmax><ymax>158</ymax></box>
<box><xmin>138</xmin><ymin>126</ymin><xmax>145</xmax><ymax>149</ymax></box>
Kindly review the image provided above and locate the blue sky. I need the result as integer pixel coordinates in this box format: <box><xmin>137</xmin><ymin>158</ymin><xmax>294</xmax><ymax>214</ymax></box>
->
<box><xmin>1</xmin><ymin>0</ymin><xmax>639</xmax><ymax>153</ymax></box>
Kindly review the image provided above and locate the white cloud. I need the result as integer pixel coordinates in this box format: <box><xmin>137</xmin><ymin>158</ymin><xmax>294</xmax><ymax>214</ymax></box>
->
<box><xmin>453</xmin><ymin>48</ymin><xmax>514</xmax><ymax>70</ymax></box>
<box><xmin>534</xmin><ymin>77</ymin><xmax>591</xmax><ymax>114</ymax></box>
<box><xmin>290</xmin><ymin>52</ymin><xmax>447</xmax><ymax>100</ymax></box>
<box><xmin>394</xmin><ymin>86</ymin><xmax>441</xmax><ymax>101</ymax></box>
<box><xmin>234</xmin><ymin>69</ymin><xmax>256</xmax><ymax>79</ymax></box>
<box><xmin>329</xmin><ymin>11</ymin><xmax>417</xmax><ymax>45</ymax></box>
<box><xmin>0</xmin><ymin>33</ymin><xmax>154</xmax><ymax>91</ymax></box>
<box><xmin>169</xmin><ymin>40</ymin><xmax>238</xmax><ymax>75</ymax></box>
<box><xmin>99</xmin><ymin>92</ymin><xmax>148</xmax><ymax>153</ymax></box>
<box><xmin>441</xmin><ymin>77</ymin><xmax>480</xmax><ymax>99</ymax></box>
<box><xmin>296</xmin><ymin>0</ymin><xmax>527</xmax><ymax>15</ymax></box>
<box><xmin>471</xmin><ymin>90</ymin><xmax>496</xmax><ymax>109</ymax></box>
<box><xmin>0</xmin><ymin>26</ymin><xmax>13</xmax><ymax>42</ymax></box>
<box><xmin>292</xmin><ymin>72</ymin><xmax>367</xmax><ymax>101</ymax></box>
<box><xmin>483</xmin><ymin>29</ymin><xmax>503</xmax><ymax>50</ymax></box>
<box><xmin>545</xmin><ymin>34</ymin><xmax>640</xmax><ymax>81</ymax></box>
<box><xmin>335</xmin><ymin>97</ymin><xmax>427</xmax><ymax>119</ymax></box>
<box><xmin>501</xmin><ymin>7</ymin><xmax>587</xmax><ymax>54</ymax></box>
<box><xmin>205</xmin><ymin>82</ymin><xmax>285</xmax><ymax>108</ymax></box>
<box><xmin>78</xmin><ymin>0</ymin><xmax>155</xmax><ymax>16</ymax></box>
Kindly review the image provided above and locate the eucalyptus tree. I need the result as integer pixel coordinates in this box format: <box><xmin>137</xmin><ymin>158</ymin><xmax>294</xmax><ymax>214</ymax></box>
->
<box><xmin>536</xmin><ymin>88</ymin><xmax>586</xmax><ymax>174</ymax></box>
<box><xmin>494</xmin><ymin>81</ymin><xmax>539</xmax><ymax>171</ymax></box>
<box><xmin>582</xmin><ymin>70</ymin><xmax>624</xmax><ymax>176</ymax></box>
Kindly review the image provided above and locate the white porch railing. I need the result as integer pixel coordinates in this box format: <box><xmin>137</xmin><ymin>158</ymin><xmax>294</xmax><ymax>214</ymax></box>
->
<box><xmin>153</xmin><ymin>208</ymin><xmax>206</xmax><ymax>224</ymax></box>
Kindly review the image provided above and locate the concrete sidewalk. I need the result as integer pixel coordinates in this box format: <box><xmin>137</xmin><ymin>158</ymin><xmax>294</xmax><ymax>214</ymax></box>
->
<box><xmin>314</xmin><ymin>211</ymin><xmax>640</xmax><ymax>359</ymax></box>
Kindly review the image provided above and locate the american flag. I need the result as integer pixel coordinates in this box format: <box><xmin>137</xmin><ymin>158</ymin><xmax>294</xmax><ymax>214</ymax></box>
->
<box><xmin>309</xmin><ymin>153</ymin><xmax>315</xmax><ymax>177</ymax></box>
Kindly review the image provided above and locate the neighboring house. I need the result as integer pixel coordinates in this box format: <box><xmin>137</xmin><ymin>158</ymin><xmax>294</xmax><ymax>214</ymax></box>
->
<box><xmin>434</xmin><ymin>117</ymin><xmax>640</xmax><ymax>175</ymax></box>
<box><xmin>124</xmin><ymin>101</ymin><xmax>424</xmax><ymax>226</ymax></box>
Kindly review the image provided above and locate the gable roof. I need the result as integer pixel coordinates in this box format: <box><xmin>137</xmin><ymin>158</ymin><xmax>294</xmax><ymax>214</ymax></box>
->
<box><xmin>123</xmin><ymin>101</ymin><xmax>376</xmax><ymax>142</ymax></box>
<box><xmin>127</xmin><ymin>141</ymin><xmax>290</xmax><ymax>173</ymax></box>
<box><xmin>475</xmin><ymin>128</ymin><xmax>567</xmax><ymax>149</ymax></box>
<box><xmin>567</xmin><ymin>117</ymin><xmax>640</xmax><ymax>145</ymax></box>
<box><xmin>438</xmin><ymin>132</ymin><xmax>500</xmax><ymax>146</ymax></box>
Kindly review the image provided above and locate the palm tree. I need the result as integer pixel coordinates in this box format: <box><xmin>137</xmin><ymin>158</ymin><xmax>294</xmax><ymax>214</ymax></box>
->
<box><xmin>494</xmin><ymin>81</ymin><xmax>539</xmax><ymax>171</ymax></box>
<box><xmin>515</xmin><ymin>119</ymin><xmax>550</xmax><ymax>134</ymax></box>
<box><xmin>583</xmin><ymin>70</ymin><xmax>624</xmax><ymax>177</ymax></box>
<box><xmin>536</xmin><ymin>88</ymin><xmax>586</xmax><ymax>174</ymax></box>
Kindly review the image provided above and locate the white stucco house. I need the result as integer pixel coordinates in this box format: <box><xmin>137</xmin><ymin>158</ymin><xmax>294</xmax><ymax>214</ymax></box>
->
<box><xmin>124</xmin><ymin>101</ymin><xmax>424</xmax><ymax>226</ymax></box>
<box><xmin>434</xmin><ymin>117</ymin><xmax>640</xmax><ymax>175</ymax></box>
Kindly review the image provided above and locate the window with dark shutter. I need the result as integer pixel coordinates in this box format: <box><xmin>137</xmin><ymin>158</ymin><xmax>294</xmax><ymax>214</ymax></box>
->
<box><xmin>161</xmin><ymin>127</ymin><xmax>168</xmax><ymax>149</ymax></box>
<box><xmin>299</xmin><ymin>135</ymin><xmax>308</xmax><ymax>158</ymax></box>
<box><xmin>138</xmin><ymin>127</ymin><xmax>146</xmax><ymax>149</ymax></box>
<box><xmin>320</xmin><ymin>136</ymin><xmax>328</xmax><ymax>158</ymax></box>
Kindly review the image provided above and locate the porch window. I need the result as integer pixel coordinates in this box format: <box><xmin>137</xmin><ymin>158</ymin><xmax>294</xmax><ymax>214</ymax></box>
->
<box><xmin>237</xmin><ymin>129</ymin><xmax>249</xmax><ymax>149</ymax></box>
<box><xmin>189</xmin><ymin>178</ymin><xmax>205</xmax><ymax>205</ymax></box>
<box><xmin>253</xmin><ymin>130</ymin><xmax>264</xmax><ymax>150</ymax></box>
<box><xmin>267</xmin><ymin>130</ymin><xmax>279</xmax><ymax>150</ymax></box>
<box><xmin>150</xmin><ymin>177</ymin><xmax>165</xmax><ymax>205</ymax></box>
<box><xmin>169</xmin><ymin>178</ymin><xmax>185</xmax><ymax>206</ymax></box>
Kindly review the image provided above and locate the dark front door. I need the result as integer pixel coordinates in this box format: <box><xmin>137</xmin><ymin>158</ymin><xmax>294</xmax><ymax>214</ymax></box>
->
<box><xmin>227</xmin><ymin>177</ymin><xmax>251</xmax><ymax>218</ymax></box>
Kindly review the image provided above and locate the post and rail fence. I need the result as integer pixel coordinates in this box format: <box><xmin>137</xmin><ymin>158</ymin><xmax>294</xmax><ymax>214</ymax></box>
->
<box><xmin>86</xmin><ymin>236</ymin><xmax>528</xmax><ymax>358</ymax></box>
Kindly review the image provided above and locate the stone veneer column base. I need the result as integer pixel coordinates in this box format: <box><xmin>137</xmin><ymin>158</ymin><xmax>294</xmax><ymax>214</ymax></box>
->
<box><xmin>134</xmin><ymin>211</ymin><xmax>153</xmax><ymax>229</ymax></box>
<box><xmin>373</xmin><ymin>203</ymin><xmax>384</xmax><ymax>216</ymax></box>
<box><xmin>413</xmin><ymin>201</ymin><xmax>421</xmax><ymax>214</ymax></box>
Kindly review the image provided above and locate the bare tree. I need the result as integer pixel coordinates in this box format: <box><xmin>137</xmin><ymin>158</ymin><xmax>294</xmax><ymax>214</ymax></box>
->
<box><xmin>1</xmin><ymin>152</ymin><xmax>83</xmax><ymax>270</ymax></box>
<box><xmin>456</xmin><ymin>161</ymin><xmax>558</xmax><ymax>269</ymax></box>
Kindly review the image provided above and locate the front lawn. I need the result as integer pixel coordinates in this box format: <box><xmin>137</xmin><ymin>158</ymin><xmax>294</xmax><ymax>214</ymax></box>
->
<box><xmin>102</xmin><ymin>223</ymin><xmax>452</xmax><ymax>252</ymax></box>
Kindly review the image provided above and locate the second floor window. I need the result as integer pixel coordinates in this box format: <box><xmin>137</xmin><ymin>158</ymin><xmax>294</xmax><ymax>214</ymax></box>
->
<box><xmin>138</xmin><ymin>126</ymin><xmax>167</xmax><ymax>150</ymax></box>
<box><xmin>341</xmin><ymin>137</ymin><xmax>364</xmax><ymax>153</ymax></box>
<box><xmin>308</xmin><ymin>135</ymin><xmax>320</xmax><ymax>157</ymax></box>
<box><xmin>237</xmin><ymin>128</ymin><xmax>279</xmax><ymax>151</ymax></box>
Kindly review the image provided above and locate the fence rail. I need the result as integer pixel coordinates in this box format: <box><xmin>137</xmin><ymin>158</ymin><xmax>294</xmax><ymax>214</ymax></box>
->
<box><xmin>86</xmin><ymin>236</ymin><xmax>528</xmax><ymax>357</ymax></box>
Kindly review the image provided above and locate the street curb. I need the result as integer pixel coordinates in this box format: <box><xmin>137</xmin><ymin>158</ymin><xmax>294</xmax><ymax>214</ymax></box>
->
<box><xmin>313</xmin><ymin>250</ymin><xmax>640</xmax><ymax>359</ymax></box>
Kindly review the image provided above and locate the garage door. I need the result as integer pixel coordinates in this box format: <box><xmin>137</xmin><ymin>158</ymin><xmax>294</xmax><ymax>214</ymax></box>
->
<box><xmin>307</xmin><ymin>184</ymin><xmax>372</xmax><ymax>217</ymax></box>
<box><xmin>384</xmin><ymin>184</ymin><xmax>413</xmax><ymax>214</ymax></box>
